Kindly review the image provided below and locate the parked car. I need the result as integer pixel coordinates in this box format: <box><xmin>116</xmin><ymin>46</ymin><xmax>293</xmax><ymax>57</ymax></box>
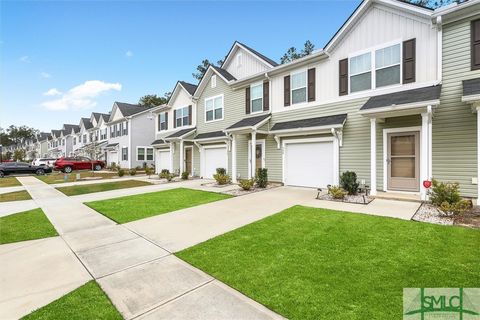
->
<box><xmin>32</xmin><ymin>158</ymin><xmax>57</xmax><ymax>168</ymax></box>
<box><xmin>54</xmin><ymin>157</ymin><xmax>105</xmax><ymax>173</ymax></box>
<box><xmin>0</xmin><ymin>162</ymin><xmax>52</xmax><ymax>178</ymax></box>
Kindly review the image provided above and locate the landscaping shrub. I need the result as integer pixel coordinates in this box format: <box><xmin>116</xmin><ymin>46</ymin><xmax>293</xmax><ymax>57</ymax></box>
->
<box><xmin>144</xmin><ymin>167</ymin><xmax>153</xmax><ymax>178</ymax></box>
<box><xmin>117</xmin><ymin>168</ymin><xmax>125</xmax><ymax>177</ymax></box>
<box><xmin>340</xmin><ymin>171</ymin><xmax>359</xmax><ymax>195</ymax></box>
<box><xmin>328</xmin><ymin>185</ymin><xmax>347</xmax><ymax>200</ymax></box>
<box><xmin>110</xmin><ymin>162</ymin><xmax>117</xmax><ymax>171</ymax></box>
<box><xmin>159</xmin><ymin>169</ymin><xmax>170</xmax><ymax>179</ymax></box>
<box><xmin>255</xmin><ymin>168</ymin><xmax>268</xmax><ymax>188</ymax></box>
<box><xmin>239</xmin><ymin>179</ymin><xmax>254</xmax><ymax>191</ymax></box>
<box><xmin>166</xmin><ymin>173</ymin><xmax>175</xmax><ymax>182</ymax></box>
<box><xmin>440</xmin><ymin>199</ymin><xmax>472</xmax><ymax>216</ymax></box>
<box><xmin>430</xmin><ymin>179</ymin><xmax>461</xmax><ymax>207</ymax></box>
<box><xmin>213</xmin><ymin>168</ymin><xmax>231</xmax><ymax>185</ymax></box>
<box><xmin>181</xmin><ymin>171</ymin><xmax>189</xmax><ymax>180</ymax></box>
<box><xmin>129</xmin><ymin>168</ymin><xmax>137</xmax><ymax>176</ymax></box>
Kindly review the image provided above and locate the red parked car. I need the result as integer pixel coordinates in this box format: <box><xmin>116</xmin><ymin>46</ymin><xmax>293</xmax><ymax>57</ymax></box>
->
<box><xmin>54</xmin><ymin>157</ymin><xmax>105</xmax><ymax>173</ymax></box>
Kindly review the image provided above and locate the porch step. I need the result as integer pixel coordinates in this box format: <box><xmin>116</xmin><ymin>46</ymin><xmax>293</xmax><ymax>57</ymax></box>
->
<box><xmin>373</xmin><ymin>191</ymin><xmax>423</xmax><ymax>203</ymax></box>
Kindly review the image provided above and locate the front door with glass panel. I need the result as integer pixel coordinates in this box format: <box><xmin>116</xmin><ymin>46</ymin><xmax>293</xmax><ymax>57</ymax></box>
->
<box><xmin>387</xmin><ymin>131</ymin><xmax>419</xmax><ymax>192</ymax></box>
<box><xmin>248</xmin><ymin>140</ymin><xmax>265</xmax><ymax>178</ymax></box>
<box><xmin>184</xmin><ymin>147</ymin><xmax>192</xmax><ymax>174</ymax></box>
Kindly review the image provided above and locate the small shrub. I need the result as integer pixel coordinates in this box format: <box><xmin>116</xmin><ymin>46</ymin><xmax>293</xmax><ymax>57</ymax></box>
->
<box><xmin>117</xmin><ymin>168</ymin><xmax>125</xmax><ymax>177</ymax></box>
<box><xmin>135</xmin><ymin>166</ymin><xmax>142</xmax><ymax>170</ymax></box>
<box><xmin>144</xmin><ymin>167</ymin><xmax>153</xmax><ymax>178</ymax></box>
<box><xmin>110</xmin><ymin>162</ymin><xmax>117</xmax><ymax>171</ymax></box>
<box><xmin>213</xmin><ymin>172</ymin><xmax>231</xmax><ymax>185</ymax></box>
<box><xmin>181</xmin><ymin>171</ymin><xmax>189</xmax><ymax>180</ymax></box>
<box><xmin>340</xmin><ymin>171</ymin><xmax>359</xmax><ymax>195</ymax></box>
<box><xmin>129</xmin><ymin>168</ymin><xmax>137</xmax><ymax>176</ymax></box>
<box><xmin>430</xmin><ymin>179</ymin><xmax>461</xmax><ymax>206</ymax></box>
<box><xmin>328</xmin><ymin>185</ymin><xmax>347</xmax><ymax>200</ymax></box>
<box><xmin>440</xmin><ymin>199</ymin><xmax>472</xmax><ymax>216</ymax></box>
<box><xmin>159</xmin><ymin>169</ymin><xmax>170</xmax><ymax>179</ymax></box>
<box><xmin>239</xmin><ymin>179</ymin><xmax>254</xmax><ymax>191</ymax></box>
<box><xmin>255</xmin><ymin>168</ymin><xmax>268</xmax><ymax>188</ymax></box>
<box><xmin>216</xmin><ymin>168</ymin><xmax>227</xmax><ymax>175</ymax></box>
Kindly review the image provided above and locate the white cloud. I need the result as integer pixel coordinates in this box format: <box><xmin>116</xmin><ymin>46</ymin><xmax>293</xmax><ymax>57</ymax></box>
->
<box><xmin>40</xmin><ymin>72</ymin><xmax>51</xmax><ymax>79</ymax></box>
<box><xmin>19</xmin><ymin>55</ymin><xmax>31</xmax><ymax>63</ymax></box>
<box><xmin>43</xmin><ymin>88</ymin><xmax>62</xmax><ymax>96</ymax></box>
<box><xmin>125</xmin><ymin>50</ymin><xmax>133</xmax><ymax>58</ymax></box>
<box><xmin>41</xmin><ymin>80</ymin><xmax>122</xmax><ymax>111</ymax></box>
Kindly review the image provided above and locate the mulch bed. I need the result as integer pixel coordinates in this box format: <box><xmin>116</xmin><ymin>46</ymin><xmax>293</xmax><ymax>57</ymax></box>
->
<box><xmin>221</xmin><ymin>183</ymin><xmax>281</xmax><ymax>196</ymax></box>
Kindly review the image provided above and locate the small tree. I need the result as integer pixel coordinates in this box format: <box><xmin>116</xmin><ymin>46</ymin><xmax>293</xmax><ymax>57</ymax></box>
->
<box><xmin>340</xmin><ymin>171</ymin><xmax>359</xmax><ymax>195</ymax></box>
<box><xmin>280</xmin><ymin>40</ymin><xmax>315</xmax><ymax>64</ymax></box>
<box><xmin>13</xmin><ymin>149</ymin><xmax>26</xmax><ymax>162</ymax></box>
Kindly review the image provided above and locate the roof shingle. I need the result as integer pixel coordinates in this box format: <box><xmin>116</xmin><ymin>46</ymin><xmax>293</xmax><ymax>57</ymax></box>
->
<box><xmin>194</xmin><ymin>131</ymin><xmax>227</xmax><ymax>140</ymax></box>
<box><xmin>226</xmin><ymin>114</ymin><xmax>271</xmax><ymax>130</ymax></box>
<box><xmin>166</xmin><ymin>128</ymin><xmax>196</xmax><ymax>139</ymax></box>
<box><xmin>270</xmin><ymin>114</ymin><xmax>347</xmax><ymax>131</ymax></box>
<box><xmin>360</xmin><ymin>85</ymin><xmax>441</xmax><ymax>111</ymax></box>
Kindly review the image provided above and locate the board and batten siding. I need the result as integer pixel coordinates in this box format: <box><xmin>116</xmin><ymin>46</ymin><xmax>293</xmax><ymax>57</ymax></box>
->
<box><xmin>224</xmin><ymin>46</ymin><xmax>271</xmax><ymax>80</ymax></box>
<box><xmin>433</xmin><ymin>17</ymin><xmax>480</xmax><ymax>198</ymax></box>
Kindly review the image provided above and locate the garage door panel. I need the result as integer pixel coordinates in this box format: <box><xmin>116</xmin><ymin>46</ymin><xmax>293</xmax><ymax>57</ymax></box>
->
<box><xmin>203</xmin><ymin>147</ymin><xmax>227</xmax><ymax>179</ymax></box>
<box><xmin>285</xmin><ymin>141</ymin><xmax>334</xmax><ymax>188</ymax></box>
<box><xmin>156</xmin><ymin>150</ymin><xmax>170</xmax><ymax>173</ymax></box>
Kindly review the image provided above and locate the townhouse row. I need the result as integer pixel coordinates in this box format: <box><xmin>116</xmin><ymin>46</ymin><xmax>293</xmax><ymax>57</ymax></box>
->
<box><xmin>12</xmin><ymin>0</ymin><xmax>480</xmax><ymax>202</ymax></box>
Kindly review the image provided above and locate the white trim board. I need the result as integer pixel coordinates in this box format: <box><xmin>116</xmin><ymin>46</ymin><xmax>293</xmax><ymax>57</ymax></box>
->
<box><xmin>247</xmin><ymin>139</ymin><xmax>266</xmax><ymax>179</ymax></box>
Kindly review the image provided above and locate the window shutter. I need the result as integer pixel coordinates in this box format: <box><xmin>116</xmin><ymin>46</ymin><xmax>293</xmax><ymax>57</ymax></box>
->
<box><xmin>403</xmin><ymin>38</ymin><xmax>416</xmax><ymax>83</ymax></box>
<box><xmin>284</xmin><ymin>75</ymin><xmax>290</xmax><ymax>107</ymax></box>
<box><xmin>188</xmin><ymin>105</ymin><xmax>192</xmax><ymax>125</ymax></box>
<box><xmin>339</xmin><ymin>58</ymin><xmax>348</xmax><ymax>96</ymax></box>
<box><xmin>472</xmin><ymin>19</ymin><xmax>480</xmax><ymax>70</ymax></box>
<box><xmin>307</xmin><ymin>68</ymin><xmax>316</xmax><ymax>102</ymax></box>
<box><xmin>263</xmin><ymin>81</ymin><xmax>269</xmax><ymax>111</ymax></box>
<box><xmin>165</xmin><ymin>112</ymin><xmax>168</xmax><ymax>130</ymax></box>
<box><xmin>173</xmin><ymin>110</ymin><xmax>177</xmax><ymax>128</ymax></box>
<box><xmin>245</xmin><ymin>87</ymin><xmax>251</xmax><ymax>114</ymax></box>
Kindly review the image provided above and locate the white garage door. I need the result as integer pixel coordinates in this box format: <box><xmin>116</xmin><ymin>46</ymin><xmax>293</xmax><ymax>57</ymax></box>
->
<box><xmin>203</xmin><ymin>146</ymin><xmax>227</xmax><ymax>179</ymax></box>
<box><xmin>156</xmin><ymin>149</ymin><xmax>170</xmax><ymax>173</ymax></box>
<box><xmin>284</xmin><ymin>141</ymin><xmax>334</xmax><ymax>188</ymax></box>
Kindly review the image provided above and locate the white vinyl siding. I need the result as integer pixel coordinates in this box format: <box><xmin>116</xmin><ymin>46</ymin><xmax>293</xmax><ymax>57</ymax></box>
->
<box><xmin>250</xmin><ymin>83</ymin><xmax>263</xmax><ymax>113</ymax></box>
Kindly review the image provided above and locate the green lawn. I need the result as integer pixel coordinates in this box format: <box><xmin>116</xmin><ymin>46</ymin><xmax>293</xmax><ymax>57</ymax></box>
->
<box><xmin>0</xmin><ymin>208</ymin><xmax>58</xmax><ymax>244</ymax></box>
<box><xmin>56</xmin><ymin>179</ymin><xmax>152</xmax><ymax>196</ymax></box>
<box><xmin>22</xmin><ymin>281</ymin><xmax>122</xmax><ymax>320</ymax></box>
<box><xmin>86</xmin><ymin>188</ymin><xmax>232</xmax><ymax>223</ymax></box>
<box><xmin>0</xmin><ymin>190</ymin><xmax>32</xmax><ymax>202</ymax></box>
<box><xmin>37</xmin><ymin>171</ymin><xmax>118</xmax><ymax>184</ymax></box>
<box><xmin>0</xmin><ymin>177</ymin><xmax>21</xmax><ymax>187</ymax></box>
<box><xmin>177</xmin><ymin>206</ymin><xmax>480</xmax><ymax>320</ymax></box>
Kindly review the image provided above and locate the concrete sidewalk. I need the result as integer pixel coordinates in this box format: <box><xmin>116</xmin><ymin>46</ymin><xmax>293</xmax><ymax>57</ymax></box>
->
<box><xmin>0</xmin><ymin>185</ymin><xmax>25</xmax><ymax>194</ymax></box>
<box><xmin>5</xmin><ymin>176</ymin><xmax>284</xmax><ymax>320</ymax></box>
<box><xmin>0</xmin><ymin>199</ymin><xmax>38</xmax><ymax>217</ymax></box>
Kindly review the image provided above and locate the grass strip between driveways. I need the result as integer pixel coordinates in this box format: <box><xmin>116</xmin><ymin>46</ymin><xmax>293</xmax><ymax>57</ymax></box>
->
<box><xmin>0</xmin><ymin>177</ymin><xmax>21</xmax><ymax>187</ymax></box>
<box><xmin>86</xmin><ymin>187</ymin><xmax>232</xmax><ymax>224</ymax></box>
<box><xmin>0</xmin><ymin>190</ymin><xmax>32</xmax><ymax>202</ymax></box>
<box><xmin>56</xmin><ymin>179</ymin><xmax>152</xmax><ymax>196</ymax></box>
<box><xmin>21</xmin><ymin>281</ymin><xmax>122</xmax><ymax>320</ymax></box>
<box><xmin>177</xmin><ymin>205</ymin><xmax>480</xmax><ymax>320</ymax></box>
<box><xmin>0</xmin><ymin>208</ymin><xmax>58</xmax><ymax>244</ymax></box>
<box><xmin>36</xmin><ymin>171</ymin><xmax>118</xmax><ymax>184</ymax></box>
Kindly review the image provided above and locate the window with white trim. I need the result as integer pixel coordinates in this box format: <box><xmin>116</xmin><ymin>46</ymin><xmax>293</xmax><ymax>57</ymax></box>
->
<box><xmin>349</xmin><ymin>52</ymin><xmax>372</xmax><ymax>93</ymax></box>
<box><xmin>158</xmin><ymin>112</ymin><xmax>167</xmax><ymax>131</ymax></box>
<box><xmin>137</xmin><ymin>147</ymin><xmax>154</xmax><ymax>161</ymax></box>
<box><xmin>291</xmin><ymin>71</ymin><xmax>307</xmax><ymax>104</ymax></box>
<box><xmin>122</xmin><ymin>121</ymin><xmax>128</xmax><ymax>135</ymax></box>
<box><xmin>122</xmin><ymin>147</ymin><xmax>128</xmax><ymax>161</ymax></box>
<box><xmin>205</xmin><ymin>95</ymin><xmax>223</xmax><ymax>122</ymax></box>
<box><xmin>175</xmin><ymin>107</ymin><xmax>189</xmax><ymax>127</ymax></box>
<box><xmin>137</xmin><ymin>148</ymin><xmax>145</xmax><ymax>161</ymax></box>
<box><xmin>250</xmin><ymin>83</ymin><xmax>263</xmax><ymax>113</ymax></box>
<box><xmin>211</xmin><ymin>75</ymin><xmax>216</xmax><ymax>88</ymax></box>
<box><xmin>375</xmin><ymin>43</ymin><xmax>401</xmax><ymax>88</ymax></box>
<box><xmin>146</xmin><ymin>148</ymin><xmax>153</xmax><ymax>160</ymax></box>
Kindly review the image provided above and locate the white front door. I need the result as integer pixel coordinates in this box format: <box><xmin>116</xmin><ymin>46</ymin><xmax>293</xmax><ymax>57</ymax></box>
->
<box><xmin>284</xmin><ymin>140</ymin><xmax>334</xmax><ymax>188</ymax></box>
<box><xmin>155</xmin><ymin>149</ymin><xmax>171</xmax><ymax>173</ymax></box>
<box><xmin>202</xmin><ymin>146</ymin><xmax>227</xmax><ymax>179</ymax></box>
<box><xmin>109</xmin><ymin>152</ymin><xmax>118</xmax><ymax>166</ymax></box>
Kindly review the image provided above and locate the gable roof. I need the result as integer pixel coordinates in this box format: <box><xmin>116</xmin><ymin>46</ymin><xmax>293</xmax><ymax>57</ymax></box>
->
<box><xmin>51</xmin><ymin>129</ymin><xmax>62</xmax><ymax>138</ymax></box>
<box><xmin>222</xmin><ymin>41</ymin><xmax>278</xmax><ymax>70</ymax></box>
<box><xmin>193</xmin><ymin>65</ymin><xmax>237</xmax><ymax>98</ymax></box>
<box><xmin>179</xmin><ymin>81</ymin><xmax>197</xmax><ymax>95</ymax></box>
<box><xmin>226</xmin><ymin>113</ymin><xmax>271</xmax><ymax>130</ymax></box>
<box><xmin>115</xmin><ymin>102</ymin><xmax>151</xmax><ymax>117</ymax></box>
<box><xmin>63</xmin><ymin>124</ymin><xmax>80</xmax><ymax>135</ymax></box>
<box><xmin>211</xmin><ymin>66</ymin><xmax>236</xmax><ymax>81</ymax></box>
<box><xmin>194</xmin><ymin>131</ymin><xmax>227</xmax><ymax>140</ymax></box>
<box><xmin>92</xmin><ymin>112</ymin><xmax>102</xmax><ymax>123</ymax></box>
<box><xmin>80</xmin><ymin>118</ymin><xmax>93</xmax><ymax>130</ymax></box>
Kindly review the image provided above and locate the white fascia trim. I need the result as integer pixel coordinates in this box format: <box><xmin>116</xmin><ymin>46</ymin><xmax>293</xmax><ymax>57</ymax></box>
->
<box><xmin>193</xmin><ymin>67</ymin><xmax>234</xmax><ymax>100</ymax></box>
<box><xmin>359</xmin><ymin>99</ymin><xmax>440</xmax><ymax>117</ymax></box>
<box><xmin>462</xmin><ymin>94</ymin><xmax>480</xmax><ymax>103</ymax></box>
<box><xmin>188</xmin><ymin>136</ymin><xmax>229</xmax><ymax>144</ymax></box>
<box><xmin>271</xmin><ymin>124</ymin><xmax>344</xmax><ymax>136</ymax></box>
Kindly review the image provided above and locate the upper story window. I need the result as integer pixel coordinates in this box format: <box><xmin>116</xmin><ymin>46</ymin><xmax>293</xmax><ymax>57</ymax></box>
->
<box><xmin>349</xmin><ymin>43</ymin><xmax>401</xmax><ymax>94</ymax></box>
<box><xmin>175</xmin><ymin>107</ymin><xmax>189</xmax><ymax>127</ymax></box>
<box><xmin>122</xmin><ymin>121</ymin><xmax>128</xmax><ymax>135</ymax></box>
<box><xmin>211</xmin><ymin>75</ymin><xmax>217</xmax><ymax>88</ymax></box>
<box><xmin>73</xmin><ymin>137</ymin><xmax>76</xmax><ymax>145</ymax></box>
<box><xmin>205</xmin><ymin>95</ymin><xmax>223</xmax><ymax>122</ymax></box>
<box><xmin>158</xmin><ymin>112</ymin><xmax>167</xmax><ymax>131</ymax></box>
<box><xmin>116</xmin><ymin>123</ymin><xmax>121</xmax><ymax>136</ymax></box>
<box><xmin>250</xmin><ymin>83</ymin><xmax>263</xmax><ymax>113</ymax></box>
<box><xmin>291</xmin><ymin>70</ymin><xmax>307</xmax><ymax>104</ymax></box>
<box><xmin>350</xmin><ymin>52</ymin><xmax>372</xmax><ymax>93</ymax></box>
<box><xmin>82</xmin><ymin>134</ymin><xmax>87</xmax><ymax>143</ymax></box>
<box><xmin>472</xmin><ymin>19</ymin><xmax>480</xmax><ymax>70</ymax></box>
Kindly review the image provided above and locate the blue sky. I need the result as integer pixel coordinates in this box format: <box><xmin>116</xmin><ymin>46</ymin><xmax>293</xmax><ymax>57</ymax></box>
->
<box><xmin>1</xmin><ymin>0</ymin><xmax>360</xmax><ymax>132</ymax></box>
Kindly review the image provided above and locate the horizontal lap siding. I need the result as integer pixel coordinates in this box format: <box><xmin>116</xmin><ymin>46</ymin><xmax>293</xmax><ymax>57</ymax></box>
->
<box><xmin>434</xmin><ymin>18</ymin><xmax>480</xmax><ymax>198</ymax></box>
